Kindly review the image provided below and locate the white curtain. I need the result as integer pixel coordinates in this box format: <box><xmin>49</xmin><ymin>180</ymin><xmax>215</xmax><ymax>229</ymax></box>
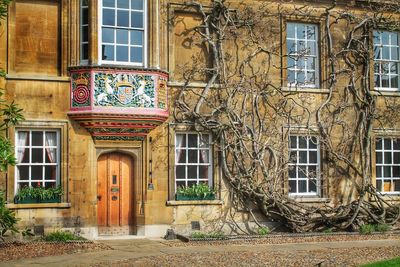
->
<box><xmin>45</xmin><ymin>132</ymin><xmax>57</xmax><ymax>163</ymax></box>
<box><xmin>175</xmin><ymin>134</ymin><xmax>184</xmax><ymax>163</ymax></box>
<box><xmin>17</xmin><ymin>132</ymin><xmax>28</xmax><ymax>162</ymax></box>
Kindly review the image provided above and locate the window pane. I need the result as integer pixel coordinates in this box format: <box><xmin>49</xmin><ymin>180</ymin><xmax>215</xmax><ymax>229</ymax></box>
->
<box><xmin>308</xmin><ymin>165</ymin><xmax>317</xmax><ymax>178</ymax></box>
<box><xmin>45</xmin><ymin>182</ymin><xmax>56</xmax><ymax>189</ymax></box>
<box><xmin>103</xmin><ymin>0</ymin><xmax>115</xmax><ymax>7</ymax></box>
<box><xmin>384</xmin><ymin>152</ymin><xmax>392</xmax><ymax>164</ymax></box>
<box><xmin>393</xmin><ymin>166</ymin><xmax>400</xmax><ymax>177</ymax></box>
<box><xmin>287</xmin><ymin>40</ymin><xmax>296</xmax><ymax>54</ymax></box>
<box><xmin>288</xmin><ymin>70</ymin><xmax>295</xmax><ymax>84</ymax></box>
<box><xmin>188</xmin><ymin>150</ymin><xmax>197</xmax><ymax>163</ymax></box>
<box><xmin>31</xmin><ymin>165</ymin><xmax>43</xmax><ymax>180</ymax></box>
<box><xmin>199</xmin><ymin>166</ymin><xmax>209</xmax><ymax>179</ymax></box>
<box><xmin>103</xmin><ymin>9</ymin><xmax>115</xmax><ymax>26</ymax></box>
<box><xmin>289</xmin><ymin>180</ymin><xmax>296</xmax><ymax>193</ymax></box>
<box><xmin>394</xmin><ymin>139</ymin><xmax>400</xmax><ymax>150</ymax></box>
<box><xmin>298</xmin><ymin>167</ymin><xmax>306</xmax><ymax>178</ymax></box>
<box><xmin>187</xmin><ymin>166</ymin><xmax>197</xmax><ymax>179</ymax></box>
<box><xmin>306</xmin><ymin>25</ymin><xmax>316</xmax><ymax>40</ymax></box>
<box><xmin>394</xmin><ymin>180</ymin><xmax>400</xmax><ymax>192</ymax></box>
<box><xmin>297</xmin><ymin>71</ymin><xmax>305</xmax><ymax>84</ymax></box>
<box><xmin>20</xmin><ymin>148</ymin><xmax>30</xmax><ymax>163</ymax></box>
<box><xmin>116</xmin><ymin>46</ymin><xmax>129</xmax><ymax>61</ymax></box>
<box><xmin>299</xmin><ymin>151</ymin><xmax>307</xmax><ymax>163</ymax></box>
<box><xmin>131</xmin><ymin>11</ymin><xmax>143</xmax><ymax>28</ymax></box>
<box><xmin>130</xmin><ymin>30</ymin><xmax>143</xmax><ymax>45</ymax></box>
<box><xmin>32</xmin><ymin>148</ymin><xmax>43</xmax><ymax>163</ymax></box>
<box><xmin>131</xmin><ymin>0</ymin><xmax>143</xmax><ymax>10</ymax></box>
<box><xmin>176</xmin><ymin>134</ymin><xmax>186</xmax><ymax>148</ymax></box>
<box><xmin>309</xmin><ymin>151</ymin><xmax>317</xmax><ymax>163</ymax></box>
<box><xmin>199</xmin><ymin>150</ymin><xmax>209</xmax><ymax>163</ymax></box>
<box><xmin>296</xmin><ymin>24</ymin><xmax>306</xmax><ymax>40</ymax></box>
<box><xmin>298</xmin><ymin>137</ymin><xmax>307</xmax><ymax>148</ymax></box>
<box><xmin>117</xmin><ymin>10</ymin><xmax>129</xmax><ymax>27</ymax></box>
<box><xmin>18</xmin><ymin>166</ymin><xmax>29</xmax><ymax>180</ymax></box>
<box><xmin>117</xmin><ymin>30</ymin><xmax>129</xmax><ymax>44</ymax></box>
<box><xmin>384</xmin><ymin>166</ymin><xmax>391</xmax><ymax>177</ymax></box>
<box><xmin>394</xmin><ymin>152</ymin><xmax>400</xmax><ymax>164</ymax></box>
<box><xmin>32</xmin><ymin>131</ymin><xmax>43</xmax><ymax>146</ymax></box>
<box><xmin>199</xmin><ymin>134</ymin><xmax>209</xmax><ymax>148</ymax></box>
<box><xmin>45</xmin><ymin>166</ymin><xmax>57</xmax><ymax>180</ymax></box>
<box><xmin>309</xmin><ymin>179</ymin><xmax>317</xmax><ymax>193</ymax></box>
<box><xmin>102</xmin><ymin>28</ymin><xmax>114</xmax><ymax>43</ymax></box>
<box><xmin>309</xmin><ymin>137</ymin><xmax>317</xmax><ymax>148</ymax></box>
<box><xmin>102</xmin><ymin>45</ymin><xmax>115</xmax><ymax>60</ymax></box>
<box><xmin>376</xmin><ymin>138</ymin><xmax>382</xmax><ymax>149</ymax></box>
<box><xmin>176</xmin><ymin>165</ymin><xmax>185</xmax><ymax>179</ymax></box>
<box><xmin>82</xmin><ymin>7</ymin><xmax>88</xmax><ymax>25</ymax></box>
<box><xmin>176</xmin><ymin>149</ymin><xmax>186</xmax><ymax>163</ymax></box>
<box><xmin>288</xmin><ymin>166</ymin><xmax>296</xmax><ymax>178</ymax></box>
<box><xmin>290</xmin><ymin>136</ymin><xmax>297</xmax><ymax>148</ymax></box>
<box><xmin>82</xmin><ymin>26</ymin><xmax>88</xmax><ymax>42</ymax></box>
<box><xmin>384</xmin><ymin>139</ymin><xmax>391</xmax><ymax>149</ymax></box>
<box><xmin>188</xmin><ymin>134</ymin><xmax>198</xmax><ymax>147</ymax></box>
<box><xmin>298</xmin><ymin>180</ymin><xmax>307</xmax><ymax>193</ymax></box>
<box><xmin>130</xmin><ymin>47</ymin><xmax>143</xmax><ymax>63</ymax></box>
<box><xmin>376</xmin><ymin>166</ymin><xmax>382</xmax><ymax>177</ymax></box>
<box><xmin>45</xmin><ymin>148</ymin><xmax>57</xmax><ymax>163</ymax></box>
<box><xmin>117</xmin><ymin>0</ymin><xmax>129</xmax><ymax>8</ymax></box>
<box><xmin>289</xmin><ymin>151</ymin><xmax>297</xmax><ymax>163</ymax></box>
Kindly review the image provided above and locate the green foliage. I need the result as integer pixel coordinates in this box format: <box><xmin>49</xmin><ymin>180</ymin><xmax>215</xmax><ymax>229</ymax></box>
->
<box><xmin>359</xmin><ymin>224</ymin><xmax>376</xmax><ymax>235</ymax></box>
<box><xmin>361</xmin><ymin>257</ymin><xmax>400</xmax><ymax>267</ymax></box>
<box><xmin>42</xmin><ymin>231</ymin><xmax>85</xmax><ymax>242</ymax></box>
<box><xmin>0</xmin><ymin>191</ymin><xmax>19</xmax><ymax>240</ymax></box>
<box><xmin>322</xmin><ymin>228</ymin><xmax>333</xmax><ymax>234</ymax></box>
<box><xmin>257</xmin><ymin>226</ymin><xmax>270</xmax><ymax>235</ymax></box>
<box><xmin>190</xmin><ymin>231</ymin><xmax>225</xmax><ymax>239</ymax></box>
<box><xmin>375</xmin><ymin>223</ymin><xmax>390</xmax><ymax>233</ymax></box>
<box><xmin>176</xmin><ymin>183</ymin><xmax>216</xmax><ymax>199</ymax></box>
<box><xmin>15</xmin><ymin>186</ymin><xmax>63</xmax><ymax>201</ymax></box>
<box><xmin>0</xmin><ymin>0</ymin><xmax>12</xmax><ymax>23</ymax></box>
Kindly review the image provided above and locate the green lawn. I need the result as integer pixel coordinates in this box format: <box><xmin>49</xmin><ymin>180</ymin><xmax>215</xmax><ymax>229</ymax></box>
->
<box><xmin>361</xmin><ymin>257</ymin><xmax>400</xmax><ymax>267</ymax></box>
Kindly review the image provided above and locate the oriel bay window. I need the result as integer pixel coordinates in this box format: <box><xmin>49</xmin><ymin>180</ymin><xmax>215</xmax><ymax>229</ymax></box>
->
<box><xmin>288</xmin><ymin>136</ymin><xmax>320</xmax><ymax>196</ymax></box>
<box><xmin>15</xmin><ymin>130</ymin><xmax>60</xmax><ymax>191</ymax></box>
<box><xmin>101</xmin><ymin>0</ymin><xmax>146</xmax><ymax>65</ymax></box>
<box><xmin>175</xmin><ymin>133</ymin><xmax>212</xmax><ymax>189</ymax></box>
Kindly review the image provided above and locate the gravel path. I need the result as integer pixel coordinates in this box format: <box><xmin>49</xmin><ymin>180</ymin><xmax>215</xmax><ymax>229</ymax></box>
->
<box><xmin>0</xmin><ymin>241</ymin><xmax>111</xmax><ymax>262</ymax></box>
<box><xmin>110</xmin><ymin>246</ymin><xmax>400</xmax><ymax>267</ymax></box>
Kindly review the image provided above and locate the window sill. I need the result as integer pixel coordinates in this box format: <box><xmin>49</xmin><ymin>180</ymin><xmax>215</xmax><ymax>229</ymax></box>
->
<box><xmin>281</xmin><ymin>87</ymin><xmax>330</xmax><ymax>94</ymax></box>
<box><xmin>6</xmin><ymin>203</ymin><xmax>71</xmax><ymax>209</ymax></box>
<box><xmin>291</xmin><ymin>197</ymin><xmax>330</xmax><ymax>203</ymax></box>
<box><xmin>370</xmin><ymin>90</ymin><xmax>400</xmax><ymax>97</ymax></box>
<box><xmin>166</xmin><ymin>200</ymin><xmax>224</xmax><ymax>206</ymax></box>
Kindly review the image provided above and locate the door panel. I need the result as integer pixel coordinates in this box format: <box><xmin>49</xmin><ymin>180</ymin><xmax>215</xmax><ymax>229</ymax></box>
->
<box><xmin>97</xmin><ymin>153</ymin><xmax>134</xmax><ymax>234</ymax></box>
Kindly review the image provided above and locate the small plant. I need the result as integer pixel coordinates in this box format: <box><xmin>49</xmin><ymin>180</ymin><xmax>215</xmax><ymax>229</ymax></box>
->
<box><xmin>176</xmin><ymin>183</ymin><xmax>216</xmax><ymax>200</ymax></box>
<box><xmin>375</xmin><ymin>223</ymin><xmax>390</xmax><ymax>233</ymax></box>
<box><xmin>42</xmin><ymin>231</ymin><xmax>85</xmax><ymax>242</ymax></box>
<box><xmin>359</xmin><ymin>224</ymin><xmax>375</xmax><ymax>235</ymax></box>
<box><xmin>0</xmin><ymin>191</ymin><xmax>19</xmax><ymax>240</ymax></box>
<box><xmin>322</xmin><ymin>228</ymin><xmax>333</xmax><ymax>234</ymax></box>
<box><xmin>258</xmin><ymin>226</ymin><xmax>270</xmax><ymax>236</ymax></box>
<box><xmin>190</xmin><ymin>231</ymin><xmax>207</xmax><ymax>238</ymax></box>
<box><xmin>190</xmin><ymin>231</ymin><xmax>225</xmax><ymax>239</ymax></box>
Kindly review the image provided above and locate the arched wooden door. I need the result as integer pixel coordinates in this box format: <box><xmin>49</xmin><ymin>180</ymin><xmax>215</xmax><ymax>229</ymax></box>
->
<box><xmin>97</xmin><ymin>152</ymin><xmax>135</xmax><ymax>235</ymax></box>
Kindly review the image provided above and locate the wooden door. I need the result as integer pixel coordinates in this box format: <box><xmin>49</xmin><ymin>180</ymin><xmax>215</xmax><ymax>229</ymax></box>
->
<box><xmin>97</xmin><ymin>152</ymin><xmax>134</xmax><ymax>235</ymax></box>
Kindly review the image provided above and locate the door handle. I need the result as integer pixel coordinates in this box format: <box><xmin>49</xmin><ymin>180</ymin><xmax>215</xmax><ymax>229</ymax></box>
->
<box><xmin>97</xmin><ymin>195</ymin><xmax>102</xmax><ymax>201</ymax></box>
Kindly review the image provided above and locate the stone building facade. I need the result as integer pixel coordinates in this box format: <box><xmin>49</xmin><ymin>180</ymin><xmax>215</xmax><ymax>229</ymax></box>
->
<box><xmin>0</xmin><ymin>0</ymin><xmax>399</xmax><ymax>238</ymax></box>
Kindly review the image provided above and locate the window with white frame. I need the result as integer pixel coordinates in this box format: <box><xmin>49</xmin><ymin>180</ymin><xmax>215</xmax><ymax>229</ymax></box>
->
<box><xmin>175</xmin><ymin>133</ymin><xmax>212</xmax><ymax>189</ymax></box>
<box><xmin>15</xmin><ymin>130</ymin><xmax>60</xmax><ymax>191</ymax></box>
<box><xmin>80</xmin><ymin>0</ymin><xmax>89</xmax><ymax>62</ymax></box>
<box><xmin>101</xmin><ymin>0</ymin><xmax>146</xmax><ymax>65</ymax></box>
<box><xmin>375</xmin><ymin>138</ymin><xmax>400</xmax><ymax>193</ymax></box>
<box><xmin>287</xmin><ymin>23</ymin><xmax>319</xmax><ymax>88</ymax></box>
<box><xmin>288</xmin><ymin>136</ymin><xmax>320</xmax><ymax>195</ymax></box>
<box><xmin>374</xmin><ymin>31</ymin><xmax>400</xmax><ymax>90</ymax></box>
